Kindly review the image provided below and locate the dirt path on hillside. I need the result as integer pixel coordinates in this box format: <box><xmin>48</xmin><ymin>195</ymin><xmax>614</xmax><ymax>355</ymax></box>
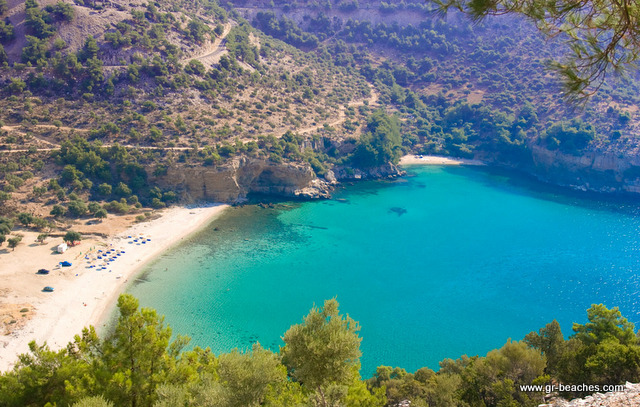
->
<box><xmin>0</xmin><ymin>83</ymin><xmax>380</xmax><ymax>154</ymax></box>
<box><xmin>297</xmin><ymin>84</ymin><xmax>379</xmax><ymax>135</ymax></box>
<box><xmin>181</xmin><ymin>22</ymin><xmax>234</xmax><ymax>68</ymax></box>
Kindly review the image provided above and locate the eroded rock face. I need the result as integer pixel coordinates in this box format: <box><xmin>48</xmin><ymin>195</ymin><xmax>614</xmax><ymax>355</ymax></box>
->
<box><xmin>527</xmin><ymin>145</ymin><xmax>640</xmax><ymax>194</ymax></box>
<box><xmin>150</xmin><ymin>157</ymin><xmax>333</xmax><ymax>203</ymax></box>
<box><xmin>332</xmin><ymin>162</ymin><xmax>406</xmax><ymax>181</ymax></box>
<box><xmin>543</xmin><ymin>382</ymin><xmax>640</xmax><ymax>407</ymax></box>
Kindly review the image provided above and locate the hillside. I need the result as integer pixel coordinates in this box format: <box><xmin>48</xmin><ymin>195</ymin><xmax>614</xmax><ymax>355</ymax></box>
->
<box><xmin>0</xmin><ymin>0</ymin><xmax>640</xmax><ymax>237</ymax></box>
<box><xmin>234</xmin><ymin>0</ymin><xmax>640</xmax><ymax>191</ymax></box>
<box><xmin>0</xmin><ymin>0</ymin><xmax>385</xmax><ymax>228</ymax></box>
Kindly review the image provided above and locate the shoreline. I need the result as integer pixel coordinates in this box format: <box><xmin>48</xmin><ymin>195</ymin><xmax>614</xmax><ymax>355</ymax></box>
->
<box><xmin>399</xmin><ymin>154</ymin><xmax>486</xmax><ymax>166</ymax></box>
<box><xmin>0</xmin><ymin>204</ymin><xmax>228</xmax><ymax>372</ymax></box>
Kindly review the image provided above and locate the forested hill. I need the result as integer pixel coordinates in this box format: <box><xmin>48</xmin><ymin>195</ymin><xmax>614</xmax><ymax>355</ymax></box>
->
<box><xmin>234</xmin><ymin>0</ymin><xmax>640</xmax><ymax>192</ymax></box>
<box><xmin>1</xmin><ymin>0</ymin><xmax>640</xmax><ymax>230</ymax></box>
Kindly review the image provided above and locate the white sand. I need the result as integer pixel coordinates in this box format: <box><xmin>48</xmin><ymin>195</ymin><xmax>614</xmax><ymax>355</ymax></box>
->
<box><xmin>399</xmin><ymin>154</ymin><xmax>486</xmax><ymax>166</ymax></box>
<box><xmin>0</xmin><ymin>204</ymin><xmax>228</xmax><ymax>372</ymax></box>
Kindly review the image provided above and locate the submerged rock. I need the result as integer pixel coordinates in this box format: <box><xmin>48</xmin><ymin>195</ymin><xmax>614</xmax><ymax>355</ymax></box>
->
<box><xmin>389</xmin><ymin>207</ymin><xmax>407</xmax><ymax>216</ymax></box>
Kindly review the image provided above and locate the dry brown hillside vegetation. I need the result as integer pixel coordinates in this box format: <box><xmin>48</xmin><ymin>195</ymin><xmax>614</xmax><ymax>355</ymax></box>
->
<box><xmin>0</xmin><ymin>0</ymin><xmax>390</xmax><ymax>233</ymax></box>
<box><xmin>2</xmin><ymin>0</ymin><xmax>640</xmax><ymax>242</ymax></box>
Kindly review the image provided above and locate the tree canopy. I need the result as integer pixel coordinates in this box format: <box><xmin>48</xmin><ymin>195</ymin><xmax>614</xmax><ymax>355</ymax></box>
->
<box><xmin>435</xmin><ymin>0</ymin><xmax>640</xmax><ymax>101</ymax></box>
<box><xmin>281</xmin><ymin>298</ymin><xmax>363</xmax><ymax>406</ymax></box>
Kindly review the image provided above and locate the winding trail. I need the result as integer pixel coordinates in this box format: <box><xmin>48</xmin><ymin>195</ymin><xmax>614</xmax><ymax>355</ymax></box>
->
<box><xmin>0</xmin><ymin>84</ymin><xmax>380</xmax><ymax>154</ymax></box>
<box><xmin>180</xmin><ymin>22</ymin><xmax>234</xmax><ymax>68</ymax></box>
<box><xmin>297</xmin><ymin>84</ymin><xmax>379</xmax><ymax>135</ymax></box>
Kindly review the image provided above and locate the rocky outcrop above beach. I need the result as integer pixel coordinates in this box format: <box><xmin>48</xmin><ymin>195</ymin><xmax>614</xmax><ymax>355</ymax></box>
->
<box><xmin>150</xmin><ymin>157</ymin><xmax>408</xmax><ymax>203</ymax></box>
<box><xmin>150</xmin><ymin>157</ymin><xmax>334</xmax><ymax>203</ymax></box>
<box><xmin>527</xmin><ymin>145</ymin><xmax>640</xmax><ymax>194</ymax></box>
<box><xmin>541</xmin><ymin>382</ymin><xmax>640</xmax><ymax>407</ymax></box>
<box><xmin>332</xmin><ymin>162</ymin><xmax>406</xmax><ymax>181</ymax></box>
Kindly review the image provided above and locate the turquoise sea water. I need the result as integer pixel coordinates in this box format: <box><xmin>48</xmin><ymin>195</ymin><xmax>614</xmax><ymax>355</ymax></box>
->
<box><xmin>127</xmin><ymin>165</ymin><xmax>640</xmax><ymax>377</ymax></box>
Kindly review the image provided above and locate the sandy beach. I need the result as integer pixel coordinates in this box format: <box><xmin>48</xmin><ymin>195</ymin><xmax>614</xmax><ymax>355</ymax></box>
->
<box><xmin>399</xmin><ymin>154</ymin><xmax>485</xmax><ymax>166</ymax></box>
<box><xmin>0</xmin><ymin>204</ymin><xmax>228</xmax><ymax>372</ymax></box>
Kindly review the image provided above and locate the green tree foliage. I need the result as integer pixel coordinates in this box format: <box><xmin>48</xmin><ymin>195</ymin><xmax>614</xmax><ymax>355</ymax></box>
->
<box><xmin>17</xmin><ymin>212</ymin><xmax>34</xmax><ymax>226</ymax></box>
<box><xmin>0</xmin><ymin>298</ymin><xmax>639</xmax><ymax>406</ymax></box>
<box><xmin>542</xmin><ymin>120</ymin><xmax>596</xmax><ymax>154</ymax></box>
<box><xmin>87</xmin><ymin>201</ymin><xmax>101</xmax><ymax>215</ymax></box>
<box><xmin>72</xmin><ymin>395</ymin><xmax>114</xmax><ymax>407</ymax></box>
<box><xmin>0</xmin><ymin>341</ymin><xmax>69</xmax><ymax>405</ymax></box>
<box><xmin>524</xmin><ymin>320</ymin><xmax>565</xmax><ymax>376</ymax></box>
<box><xmin>352</xmin><ymin>110</ymin><xmax>402</xmax><ymax>167</ymax></box>
<box><xmin>7</xmin><ymin>235</ymin><xmax>22</xmax><ymax>250</ymax></box>
<box><xmin>281</xmin><ymin>298</ymin><xmax>362</xmax><ymax>406</ymax></box>
<box><xmin>457</xmin><ymin>340</ymin><xmax>546</xmax><ymax>406</ymax></box>
<box><xmin>21</xmin><ymin>35</ymin><xmax>47</xmax><ymax>64</ymax></box>
<box><xmin>44</xmin><ymin>1</ymin><xmax>74</xmax><ymax>22</ymax></box>
<box><xmin>94</xmin><ymin>208</ymin><xmax>108</xmax><ymax>219</ymax></box>
<box><xmin>186</xmin><ymin>18</ymin><xmax>209</xmax><ymax>43</ymax></box>
<box><xmin>98</xmin><ymin>183</ymin><xmax>112</xmax><ymax>196</ymax></box>
<box><xmin>79</xmin><ymin>36</ymin><xmax>99</xmax><ymax>62</ymax></box>
<box><xmin>114</xmin><ymin>182</ymin><xmax>132</xmax><ymax>197</ymax></box>
<box><xmin>435</xmin><ymin>0</ymin><xmax>639</xmax><ymax>99</ymax></box>
<box><xmin>67</xmin><ymin>199</ymin><xmax>88</xmax><ymax>217</ymax></box>
<box><xmin>555</xmin><ymin>304</ymin><xmax>640</xmax><ymax>391</ymax></box>
<box><xmin>99</xmin><ymin>295</ymin><xmax>180</xmax><ymax>407</ymax></box>
<box><xmin>7</xmin><ymin>78</ymin><xmax>26</xmax><ymax>94</ymax></box>
<box><xmin>50</xmin><ymin>204</ymin><xmax>66</xmax><ymax>217</ymax></box>
<box><xmin>225</xmin><ymin>23</ymin><xmax>261</xmax><ymax>68</ymax></box>
<box><xmin>184</xmin><ymin>59</ymin><xmax>206</xmax><ymax>76</ymax></box>
<box><xmin>0</xmin><ymin>19</ymin><xmax>14</xmax><ymax>43</ymax></box>
<box><xmin>63</xmin><ymin>230</ymin><xmax>81</xmax><ymax>245</ymax></box>
<box><xmin>254</xmin><ymin>11</ymin><xmax>319</xmax><ymax>48</ymax></box>
<box><xmin>24</xmin><ymin>0</ymin><xmax>55</xmax><ymax>39</ymax></box>
<box><xmin>216</xmin><ymin>344</ymin><xmax>289</xmax><ymax>406</ymax></box>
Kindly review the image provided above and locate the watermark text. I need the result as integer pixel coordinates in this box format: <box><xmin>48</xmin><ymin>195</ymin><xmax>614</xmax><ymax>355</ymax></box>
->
<box><xmin>519</xmin><ymin>383</ymin><xmax>625</xmax><ymax>393</ymax></box>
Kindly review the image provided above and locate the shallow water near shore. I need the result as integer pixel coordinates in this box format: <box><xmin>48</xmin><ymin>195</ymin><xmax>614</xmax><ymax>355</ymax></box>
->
<box><xmin>127</xmin><ymin>165</ymin><xmax>640</xmax><ymax>376</ymax></box>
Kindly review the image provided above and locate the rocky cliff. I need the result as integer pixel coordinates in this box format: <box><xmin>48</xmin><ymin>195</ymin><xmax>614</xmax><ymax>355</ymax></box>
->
<box><xmin>149</xmin><ymin>157</ymin><xmax>408</xmax><ymax>203</ymax></box>
<box><xmin>332</xmin><ymin>162</ymin><xmax>406</xmax><ymax>181</ymax></box>
<box><xmin>542</xmin><ymin>382</ymin><xmax>640</xmax><ymax>407</ymax></box>
<box><xmin>526</xmin><ymin>145</ymin><xmax>640</xmax><ymax>195</ymax></box>
<box><xmin>150</xmin><ymin>157</ymin><xmax>335</xmax><ymax>203</ymax></box>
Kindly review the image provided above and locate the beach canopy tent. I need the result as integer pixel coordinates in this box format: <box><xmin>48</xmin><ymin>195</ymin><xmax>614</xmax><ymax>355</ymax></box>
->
<box><xmin>60</xmin><ymin>261</ymin><xmax>72</xmax><ymax>267</ymax></box>
<box><xmin>57</xmin><ymin>243</ymin><xmax>68</xmax><ymax>253</ymax></box>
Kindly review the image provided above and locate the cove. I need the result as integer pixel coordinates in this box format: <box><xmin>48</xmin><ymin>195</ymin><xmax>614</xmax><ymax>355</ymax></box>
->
<box><xmin>126</xmin><ymin>165</ymin><xmax>640</xmax><ymax>376</ymax></box>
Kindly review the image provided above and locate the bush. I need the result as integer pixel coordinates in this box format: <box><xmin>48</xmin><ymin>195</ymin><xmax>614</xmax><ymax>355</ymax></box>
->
<box><xmin>114</xmin><ymin>182</ymin><xmax>132</xmax><ymax>197</ymax></box>
<box><xmin>67</xmin><ymin>199</ymin><xmax>88</xmax><ymax>217</ymax></box>
<box><xmin>104</xmin><ymin>199</ymin><xmax>129</xmax><ymax>214</ymax></box>
<box><xmin>17</xmin><ymin>212</ymin><xmax>34</xmax><ymax>226</ymax></box>
<box><xmin>7</xmin><ymin>235</ymin><xmax>21</xmax><ymax>250</ymax></box>
<box><xmin>45</xmin><ymin>1</ymin><xmax>74</xmax><ymax>22</ymax></box>
<box><xmin>63</xmin><ymin>230</ymin><xmax>81</xmax><ymax>245</ymax></box>
<box><xmin>98</xmin><ymin>183</ymin><xmax>112</xmax><ymax>196</ymax></box>
<box><xmin>50</xmin><ymin>204</ymin><xmax>66</xmax><ymax>217</ymax></box>
<box><xmin>351</xmin><ymin>110</ymin><xmax>402</xmax><ymax>167</ymax></box>
<box><xmin>151</xmin><ymin>198</ymin><xmax>165</xmax><ymax>209</ymax></box>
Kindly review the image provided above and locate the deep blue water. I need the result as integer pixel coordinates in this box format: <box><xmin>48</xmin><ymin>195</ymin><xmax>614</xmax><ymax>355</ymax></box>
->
<box><xmin>126</xmin><ymin>165</ymin><xmax>640</xmax><ymax>377</ymax></box>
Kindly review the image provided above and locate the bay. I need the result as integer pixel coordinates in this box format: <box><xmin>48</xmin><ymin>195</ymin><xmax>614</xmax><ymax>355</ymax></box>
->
<box><xmin>126</xmin><ymin>165</ymin><xmax>640</xmax><ymax>376</ymax></box>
